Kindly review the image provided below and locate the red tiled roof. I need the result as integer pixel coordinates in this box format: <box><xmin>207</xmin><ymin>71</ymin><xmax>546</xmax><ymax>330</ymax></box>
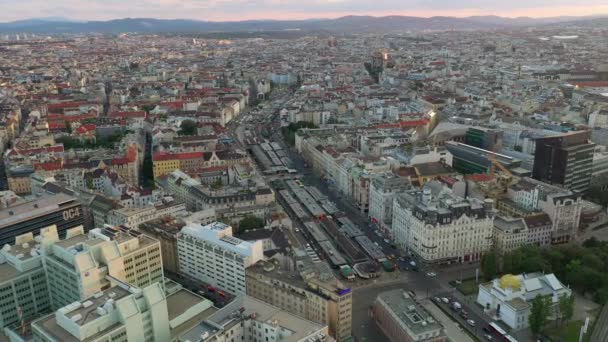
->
<box><xmin>152</xmin><ymin>151</ymin><xmax>204</xmax><ymax>161</ymax></box>
<box><xmin>108</xmin><ymin>111</ymin><xmax>146</xmax><ymax>119</ymax></box>
<box><xmin>33</xmin><ymin>161</ymin><xmax>63</xmax><ymax>171</ymax></box>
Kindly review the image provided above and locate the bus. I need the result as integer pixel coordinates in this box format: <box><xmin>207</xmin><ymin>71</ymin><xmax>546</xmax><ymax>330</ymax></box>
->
<box><xmin>487</xmin><ymin>322</ymin><xmax>518</xmax><ymax>342</ymax></box>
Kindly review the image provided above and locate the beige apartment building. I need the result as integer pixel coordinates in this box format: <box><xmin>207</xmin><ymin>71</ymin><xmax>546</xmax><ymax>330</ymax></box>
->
<box><xmin>246</xmin><ymin>260</ymin><xmax>352</xmax><ymax>341</ymax></box>
<box><xmin>43</xmin><ymin>225</ymin><xmax>163</xmax><ymax>309</ymax></box>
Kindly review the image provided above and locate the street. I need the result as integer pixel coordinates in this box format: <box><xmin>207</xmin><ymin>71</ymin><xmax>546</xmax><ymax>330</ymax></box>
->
<box><xmin>234</xmin><ymin>86</ymin><xmax>489</xmax><ymax>341</ymax></box>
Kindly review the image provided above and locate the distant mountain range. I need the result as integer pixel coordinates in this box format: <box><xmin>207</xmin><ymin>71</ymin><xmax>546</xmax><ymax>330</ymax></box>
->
<box><xmin>0</xmin><ymin>15</ymin><xmax>606</xmax><ymax>34</ymax></box>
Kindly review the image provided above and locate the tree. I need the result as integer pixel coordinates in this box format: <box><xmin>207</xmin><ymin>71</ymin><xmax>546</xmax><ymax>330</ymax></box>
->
<box><xmin>529</xmin><ymin>295</ymin><xmax>551</xmax><ymax>337</ymax></box>
<box><xmin>481</xmin><ymin>250</ymin><xmax>498</xmax><ymax>280</ymax></box>
<box><xmin>142</xmin><ymin>156</ymin><xmax>154</xmax><ymax>188</ymax></box>
<box><xmin>211</xmin><ymin>178</ymin><xmax>223</xmax><ymax>190</ymax></box>
<box><xmin>558</xmin><ymin>294</ymin><xmax>574</xmax><ymax>324</ymax></box>
<box><xmin>179</xmin><ymin>120</ymin><xmax>198</xmax><ymax>136</ymax></box>
<box><xmin>65</xmin><ymin>121</ymin><xmax>72</xmax><ymax>134</ymax></box>
<box><xmin>141</xmin><ymin>104</ymin><xmax>156</xmax><ymax>114</ymax></box>
<box><xmin>583</xmin><ymin>237</ymin><xmax>601</xmax><ymax>248</ymax></box>
<box><xmin>238</xmin><ymin>216</ymin><xmax>264</xmax><ymax>233</ymax></box>
<box><xmin>281</xmin><ymin>121</ymin><xmax>318</xmax><ymax>146</ymax></box>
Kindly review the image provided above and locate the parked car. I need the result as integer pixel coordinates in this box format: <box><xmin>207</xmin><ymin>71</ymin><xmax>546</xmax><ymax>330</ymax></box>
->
<box><xmin>433</xmin><ymin>297</ymin><xmax>441</xmax><ymax>303</ymax></box>
<box><xmin>459</xmin><ymin>310</ymin><xmax>468</xmax><ymax>319</ymax></box>
<box><xmin>467</xmin><ymin>319</ymin><xmax>476</xmax><ymax>327</ymax></box>
<box><xmin>427</xmin><ymin>272</ymin><xmax>437</xmax><ymax>277</ymax></box>
<box><xmin>484</xmin><ymin>334</ymin><xmax>493</xmax><ymax>341</ymax></box>
<box><xmin>451</xmin><ymin>302</ymin><xmax>462</xmax><ymax>311</ymax></box>
<box><xmin>441</xmin><ymin>297</ymin><xmax>449</xmax><ymax>304</ymax></box>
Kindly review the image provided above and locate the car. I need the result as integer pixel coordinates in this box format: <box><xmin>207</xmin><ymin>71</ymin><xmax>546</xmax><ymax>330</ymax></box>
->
<box><xmin>482</xmin><ymin>326</ymin><xmax>491</xmax><ymax>334</ymax></box>
<box><xmin>441</xmin><ymin>297</ymin><xmax>449</xmax><ymax>304</ymax></box>
<box><xmin>295</xmin><ymin>228</ymin><xmax>300</xmax><ymax>232</ymax></box>
<box><xmin>384</xmin><ymin>239</ymin><xmax>390</xmax><ymax>244</ymax></box>
<box><xmin>433</xmin><ymin>297</ymin><xmax>441</xmax><ymax>303</ymax></box>
<box><xmin>483</xmin><ymin>334</ymin><xmax>493</xmax><ymax>341</ymax></box>
<box><xmin>459</xmin><ymin>310</ymin><xmax>468</xmax><ymax>319</ymax></box>
<box><xmin>467</xmin><ymin>319</ymin><xmax>476</xmax><ymax>327</ymax></box>
<box><xmin>427</xmin><ymin>272</ymin><xmax>437</xmax><ymax>277</ymax></box>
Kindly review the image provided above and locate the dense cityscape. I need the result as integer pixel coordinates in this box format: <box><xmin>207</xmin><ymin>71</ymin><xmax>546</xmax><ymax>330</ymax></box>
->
<box><xmin>0</xmin><ymin>11</ymin><xmax>608</xmax><ymax>342</ymax></box>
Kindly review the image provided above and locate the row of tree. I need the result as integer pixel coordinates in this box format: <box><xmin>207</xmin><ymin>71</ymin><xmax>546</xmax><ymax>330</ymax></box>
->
<box><xmin>56</xmin><ymin>131</ymin><xmax>126</xmax><ymax>150</ymax></box>
<box><xmin>482</xmin><ymin>238</ymin><xmax>608</xmax><ymax>305</ymax></box>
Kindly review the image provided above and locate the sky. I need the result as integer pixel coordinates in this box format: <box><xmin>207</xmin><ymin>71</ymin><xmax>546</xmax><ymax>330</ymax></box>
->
<box><xmin>1</xmin><ymin>0</ymin><xmax>607</xmax><ymax>22</ymax></box>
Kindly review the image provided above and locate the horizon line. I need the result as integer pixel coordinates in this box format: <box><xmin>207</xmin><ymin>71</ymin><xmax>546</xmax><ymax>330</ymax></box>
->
<box><xmin>3</xmin><ymin>13</ymin><xmax>608</xmax><ymax>24</ymax></box>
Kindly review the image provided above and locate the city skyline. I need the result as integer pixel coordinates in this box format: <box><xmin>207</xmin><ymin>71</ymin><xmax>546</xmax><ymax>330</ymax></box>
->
<box><xmin>1</xmin><ymin>0</ymin><xmax>607</xmax><ymax>22</ymax></box>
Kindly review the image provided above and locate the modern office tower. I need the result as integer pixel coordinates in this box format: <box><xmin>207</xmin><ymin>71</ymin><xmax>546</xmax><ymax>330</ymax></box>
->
<box><xmin>0</xmin><ymin>228</ymin><xmax>52</xmax><ymax>331</ymax></box>
<box><xmin>532</xmin><ymin>131</ymin><xmax>595</xmax><ymax>192</ymax></box>
<box><xmin>177</xmin><ymin>222</ymin><xmax>264</xmax><ymax>294</ymax></box>
<box><xmin>0</xmin><ymin>193</ymin><xmax>85</xmax><ymax>246</ymax></box>
<box><xmin>43</xmin><ymin>225</ymin><xmax>163</xmax><ymax>309</ymax></box>
<box><xmin>246</xmin><ymin>260</ymin><xmax>353</xmax><ymax>341</ymax></box>
<box><xmin>28</xmin><ymin>282</ymin><xmax>215</xmax><ymax>342</ymax></box>
<box><xmin>445</xmin><ymin>141</ymin><xmax>521</xmax><ymax>175</ymax></box>
<box><xmin>464</xmin><ymin>127</ymin><xmax>503</xmax><ymax>151</ymax></box>
<box><xmin>371</xmin><ymin>290</ymin><xmax>446</xmax><ymax>342</ymax></box>
<box><xmin>180</xmin><ymin>295</ymin><xmax>330</xmax><ymax>342</ymax></box>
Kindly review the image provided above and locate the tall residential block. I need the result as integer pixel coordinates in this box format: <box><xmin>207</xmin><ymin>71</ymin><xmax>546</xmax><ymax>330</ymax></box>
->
<box><xmin>43</xmin><ymin>225</ymin><xmax>163</xmax><ymax>309</ymax></box>
<box><xmin>0</xmin><ymin>228</ymin><xmax>52</xmax><ymax>331</ymax></box>
<box><xmin>177</xmin><ymin>222</ymin><xmax>264</xmax><ymax>294</ymax></box>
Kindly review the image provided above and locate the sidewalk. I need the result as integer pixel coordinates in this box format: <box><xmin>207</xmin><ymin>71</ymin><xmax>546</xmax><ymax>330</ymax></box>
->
<box><xmin>421</xmin><ymin>299</ymin><xmax>475</xmax><ymax>342</ymax></box>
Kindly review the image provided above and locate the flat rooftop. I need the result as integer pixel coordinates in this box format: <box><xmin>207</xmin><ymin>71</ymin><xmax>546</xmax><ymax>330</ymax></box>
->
<box><xmin>181</xmin><ymin>295</ymin><xmax>324</xmax><ymax>342</ymax></box>
<box><xmin>33</xmin><ymin>286</ymin><xmax>131</xmax><ymax>342</ymax></box>
<box><xmin>377</xmin><ymin>289</ymin><xmax>444</xmax><ymax>336</ymax></box>
<box><xmin>0</xmin><ymin>193</ymin><xmax>76</xmax><ymax>228</ymax></box>
<box><xmin>166</xmin><ymin>289</ymin><xmax>215</xmax><ymax>321</ymax></box>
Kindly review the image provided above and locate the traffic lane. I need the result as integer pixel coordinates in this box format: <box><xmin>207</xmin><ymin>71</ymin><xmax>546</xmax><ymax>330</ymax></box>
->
<box><xmin>351</xmin><ymin>274</ymin><xmax>445</xmax><ymax>342</ymax></box>
<box><xmin>433</xmin><ymin>293</ymin><xmax>492</xmax><ymax>341</ymax></box>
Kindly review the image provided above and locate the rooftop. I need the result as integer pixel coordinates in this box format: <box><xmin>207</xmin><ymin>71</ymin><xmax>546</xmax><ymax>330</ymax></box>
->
<box><xmin>376</xmin><ymin>289</ymin><xmax>444</xmax><ymax>336</ymax></box>
<box><xmin>0</xmin><ymin>193</ymin><xmax>77</xmax><ymax>228</ymax></box>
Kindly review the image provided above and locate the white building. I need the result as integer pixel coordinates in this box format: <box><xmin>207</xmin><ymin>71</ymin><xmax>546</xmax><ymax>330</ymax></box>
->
<box><xmin>392</xmin><ymin>185</ymin><xmax>495</xmax><ymax>264</ymax></box>
<box><xmin>476</xmin><ymin>273</ymin><xmax>572</xmax><ymax>330</ymax></box>
<box><xmin>28</xmin><ymin>282</ymin><xmax>214</xmax><ymax>342</ymax></box>
<box><xmin>368</xmin><ymin>174</ymin><xmax>409</xmax><ymax>235</ymax></box>
<box><xmin>177</xmin><ymin>222</ymin><xmax>264</xmax><ymax>294</ymax></box>
<box><xmin>43</xmin><ymin>225</ymin><xmax>164</xmax><ymax>310</ymax></box>
<box><xmin>507</xmin><ymin>178</ymin><xmax>583</xmax><ymax>244</ymax></box>
<box><xmin>592</xmin><ymin>150</ymin><xmax>608</xmax><ymax>190</ymax></box>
